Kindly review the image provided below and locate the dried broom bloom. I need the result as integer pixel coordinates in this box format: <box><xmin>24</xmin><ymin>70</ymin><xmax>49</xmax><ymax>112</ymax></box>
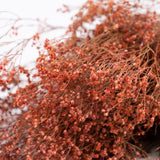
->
<box><xmin>0</xmin><ymin>0</ymin><xmax>160</xmax><ymax>159</ymax></box>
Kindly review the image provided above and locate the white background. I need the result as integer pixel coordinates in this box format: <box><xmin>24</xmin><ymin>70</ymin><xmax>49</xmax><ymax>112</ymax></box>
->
<box><xmin>0</xmin><ymin>0</ymin><xmax>86</xmax><ymax>67</ymax></box>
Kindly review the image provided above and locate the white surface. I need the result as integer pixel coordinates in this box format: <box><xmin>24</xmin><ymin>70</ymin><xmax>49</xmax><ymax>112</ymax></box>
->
<box><xmin>0</xmin><ymin>0</ymin><xmax>85</xmax><ymax>25</ymax></box>
<box><xmin>0</xmin><ymin>0</ymin><xmax>86</xmax><ymax>67</ymax></box>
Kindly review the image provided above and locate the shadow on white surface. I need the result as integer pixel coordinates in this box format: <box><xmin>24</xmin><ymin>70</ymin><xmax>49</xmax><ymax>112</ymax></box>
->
<box><xmin>134</xmin><ymin>124</ymin><xmax>160</xmax><ymax>160</ymax></box>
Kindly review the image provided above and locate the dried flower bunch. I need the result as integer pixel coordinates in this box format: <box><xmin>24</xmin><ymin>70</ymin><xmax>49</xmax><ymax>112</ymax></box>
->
<box><xmin>0</xmin><ymin>0</ymin><xmax>160</xmax><ymax>159</ymax></box>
